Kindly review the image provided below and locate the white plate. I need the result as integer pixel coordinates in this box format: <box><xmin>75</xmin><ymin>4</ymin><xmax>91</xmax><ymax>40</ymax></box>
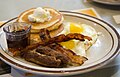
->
<box><xmin>93</xmin><ymin>0</ymin><xmax>120</xmax><ymax>5</ymax></box>
<box><xmin>0</xmin><ymin>11</ymin><xmax>119</xmax><ymax>76</ymax></box>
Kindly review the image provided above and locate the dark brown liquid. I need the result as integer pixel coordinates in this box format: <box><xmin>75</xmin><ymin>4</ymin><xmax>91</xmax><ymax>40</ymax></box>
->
<box><xmin>6</xmin><ymin>30</ymin><xmax>30</xmax><ymax>50</ymax></box>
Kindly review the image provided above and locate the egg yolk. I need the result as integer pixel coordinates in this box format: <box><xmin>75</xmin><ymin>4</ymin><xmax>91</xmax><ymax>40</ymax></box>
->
<box><xmin>70</xmin><ymin>23</ymin><xmax>83</xmax><ymax>33</ymax></box>
<box><xmin>60</xmin><ymin>23</ymin><xmax>84</xmax><ymax>50</ymax></box>
<box><xmin>60</xmin><ymin>40</ymin><xmax>75</xmax><ymax>50</ymax></box>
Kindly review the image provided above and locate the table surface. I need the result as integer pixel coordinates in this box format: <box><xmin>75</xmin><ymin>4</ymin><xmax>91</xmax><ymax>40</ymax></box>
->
<box><xmin>0</xmin><ymin>0</ymin><xmax>120</xmax><ymax>77</ymax></box>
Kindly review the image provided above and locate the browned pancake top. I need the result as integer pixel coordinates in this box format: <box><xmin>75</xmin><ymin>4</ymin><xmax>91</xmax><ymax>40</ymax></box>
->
<box><xmin>18</xmin><ymin>8</ymin><xmax>62</xmax><ymax>28</ymax></box>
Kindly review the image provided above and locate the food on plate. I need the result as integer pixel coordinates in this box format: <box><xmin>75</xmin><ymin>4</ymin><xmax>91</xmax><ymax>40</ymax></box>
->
<box><xmin>39</xmin><ymin>28</ymin><xmax>92</xmax><ymax>45</ymax></box>
<box><xmin>17</xmin><ymin>7</ymin><xmax>64</xmax><ymax>44</ymax></box>
<box><xmin>7</xmin><ymin>22</ymin><xmax>98</xmax><ymax>67</ymax></box>
<box><xmin>59</xmin><ymin>22</ymin><xmax>98</xmax><ymax>56</ymax></box>
<box><xmin>30</xmin><ymin>24</ymin><xmax>64</xmax><ymax>44</ymax></box>
<box><xmin>18</xmin><ymin>28</ymin><xmax>89</xmax><ymax>67</ymax></box>
<box><xmin>17</xmin><ymin>7</ymin><xmax>64</xmax><ymax>34</ymax></box>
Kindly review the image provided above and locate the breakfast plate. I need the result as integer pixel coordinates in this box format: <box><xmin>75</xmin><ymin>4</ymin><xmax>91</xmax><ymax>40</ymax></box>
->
<box><xmin>92</xmin><ymin>0</ymin><xmax>120</xmax><ymax>5</ymax></box>
<box><xmin>0</xmin><ymin>11</ymin><xmax>119</xmax><ymax>76</ymax></box>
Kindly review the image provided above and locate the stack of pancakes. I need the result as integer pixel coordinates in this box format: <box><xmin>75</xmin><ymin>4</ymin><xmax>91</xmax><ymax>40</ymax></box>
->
<box><xmin>17</xmin><ymin>7</ymin><xmax>64</xmax><ymax>43</ymax></box>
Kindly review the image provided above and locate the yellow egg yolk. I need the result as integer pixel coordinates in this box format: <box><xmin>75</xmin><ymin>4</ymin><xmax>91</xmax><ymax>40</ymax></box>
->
<box><xmin>70</xmin><ymin>23</ymin><xmax>83</xmax><ymax>33</ymax></box>
<box><xmin>60</xmin><ymin>23</ymin><xmax>84</xmax><ymax>50</ymax></box>
<box><xmin>60</xmin><ymin>40</ymin><xmax>75</xmax><ymax>50</ymax></box>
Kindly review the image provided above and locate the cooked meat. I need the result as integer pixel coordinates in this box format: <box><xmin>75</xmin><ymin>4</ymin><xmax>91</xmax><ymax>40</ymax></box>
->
<box><xmin>39</xmin><ymin>29</ymin><xmax>88</xmax><ymax>66</ymax></box>
<box><xmin>12</xmin><ymin>28</ymin><xmax>90</xmax><ymax>67</ymax></box>
<box><xmin>17</xmin><ymin>42</ymin><xmax>44</xmax><ymax>57</ymax></box>
<box><xmin>36</xmin><ymin>45</ymin><xmax>70</xmax><ymax>66</ymax></box>
<box><xmin>21</xmin><ymin>45</ymin><xmax>70</xmax><ymax>67</ymax></box>
<box><xmin>22</xmin><ymin>49</ymin><xmax>61</xmax><ymax>67</ymax></box>
<box><xmin>66</xmin><ymin>33</ymin><xmax>92</xmax><ymax>41</ymax></box>
<box><xmin>48</xmin><ymin>43</ymin><xmax>88</xmax><ymax>66</ymax></box>
<box><xmin>39</xmin><ymin>28</ymin><xmax>51</xmax><ymax>42</ymax></box>
<box><xmin>43</xmin><ymin>33</ymin><xmax>92</xmax><ymax>45</ymax></box>
<box><xmin>21</xmin><ymin>29</ymin><xmax>92</xmax><ymax>51</ymax></box>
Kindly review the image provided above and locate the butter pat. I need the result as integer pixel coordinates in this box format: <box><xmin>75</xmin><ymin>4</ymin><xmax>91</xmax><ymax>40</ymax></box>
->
<box><xmin>113</xmin><ymin>15</ymin><xmax>120</xmax><ymax>24</ymax></box>
<box><xmin>28</xmin><ymin>7</ymin><xmax>52</xmax><ymax>23</ymax></box>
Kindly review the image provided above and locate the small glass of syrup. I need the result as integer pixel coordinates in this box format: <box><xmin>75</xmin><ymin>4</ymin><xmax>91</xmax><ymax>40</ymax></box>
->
<box><xmin>3</xmin><ymin>22</ymin><xmax>31</xmax><ymax>50</ymax></box>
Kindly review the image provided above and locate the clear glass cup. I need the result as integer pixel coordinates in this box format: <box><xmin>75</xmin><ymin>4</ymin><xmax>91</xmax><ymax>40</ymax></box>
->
<box><xmin>3</xmin><ymin>22</ymin><xmax>31</xmax><ymax>50</ymax></box>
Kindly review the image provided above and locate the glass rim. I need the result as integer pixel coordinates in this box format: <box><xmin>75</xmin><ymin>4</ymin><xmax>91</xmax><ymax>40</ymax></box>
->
<box><xmin>3</xmin><ymin>22</ymin><xmax>31</xmax><ymax>36</ymax></box>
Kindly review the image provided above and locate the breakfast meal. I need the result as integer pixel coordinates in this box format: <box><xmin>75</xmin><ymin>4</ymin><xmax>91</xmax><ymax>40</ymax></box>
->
<box><xmin>4</xmin><ymin>7</ymin><xmax>98</xmax><ymax>68</ymax></box>
<box><xmin>19</xmin><ymin>28</ymin><xmax>91</xmax><ymax>67</ymax></box>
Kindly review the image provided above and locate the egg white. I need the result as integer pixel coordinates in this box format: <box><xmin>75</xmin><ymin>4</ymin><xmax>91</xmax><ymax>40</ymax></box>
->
<box><xmin>58</xmin><ymin>22</ymin><xmax>98</xmax><ymax>57</ymax></box>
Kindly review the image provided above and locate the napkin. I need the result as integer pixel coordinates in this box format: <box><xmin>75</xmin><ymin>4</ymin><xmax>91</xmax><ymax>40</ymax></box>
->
<box><xmin>73</xmin><ymin>8</ymin><xmax>101</xmax><ymax>19</ymax></box>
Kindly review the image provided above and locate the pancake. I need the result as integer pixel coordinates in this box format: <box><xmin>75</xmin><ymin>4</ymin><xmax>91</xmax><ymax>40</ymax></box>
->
<box><xmin>17</xmin><ymin>7</ymin><xmax>64</xmax><ymax>33</ymax></box>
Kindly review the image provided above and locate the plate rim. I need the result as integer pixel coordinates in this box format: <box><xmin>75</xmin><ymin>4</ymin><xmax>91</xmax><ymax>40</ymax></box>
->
<box><xmin>92</xmin><ymin>0</ymin><xmax>120</xmax><ymax>5</ymax></box>
<box><xmin>0</xmin><ymin>11</ymin><xmax>120</xmax><ymax>76</ymax></box>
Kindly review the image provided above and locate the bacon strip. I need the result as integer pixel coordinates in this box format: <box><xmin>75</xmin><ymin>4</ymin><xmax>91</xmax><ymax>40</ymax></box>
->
<box><xmin>43</xmin><ymin>33</ymin><xmax>92</xmax><ymax>45</ymax></box>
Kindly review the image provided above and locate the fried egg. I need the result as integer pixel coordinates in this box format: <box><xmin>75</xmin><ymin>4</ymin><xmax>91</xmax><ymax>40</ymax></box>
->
<box><xmin>59</xmin><ymin>22</ymin><xmax>98</xmax><ymax>57</ymax></box>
